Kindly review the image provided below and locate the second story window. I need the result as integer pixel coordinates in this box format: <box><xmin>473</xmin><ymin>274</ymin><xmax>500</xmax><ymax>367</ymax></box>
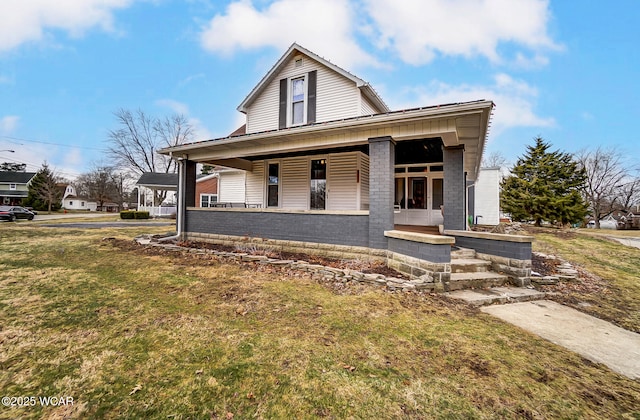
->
<box><xmin>9</xmin><ymin>183</ymin><xmax>16</xmax><ymax>190</ymax></box>
<box><xmin>279</xmin><ymin>70</ymin><xmax>316</xmax><ymax>129</ymax></box>
<box><xmin>291</xmin><ymin>77</ymin><xmax>305</xmax><ymax>125</ymax></box>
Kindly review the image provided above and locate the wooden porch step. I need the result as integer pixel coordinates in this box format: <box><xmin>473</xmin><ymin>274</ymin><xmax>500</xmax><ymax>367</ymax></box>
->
<box><xmin>447</xmin><ymin>272</ymin><xmax>510</xmax><ymax>291</ymax></box>
<box><xmin>451</xmin><ymin>258</ymin><xmax>492</xmax><ymax>273</ymax></box>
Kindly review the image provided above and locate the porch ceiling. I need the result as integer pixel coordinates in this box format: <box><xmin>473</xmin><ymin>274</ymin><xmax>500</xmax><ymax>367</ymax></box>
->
<box><xmin>161</xmin><ymin>100</ymin><xmax>493</xmax><ymax>180</ymax></box>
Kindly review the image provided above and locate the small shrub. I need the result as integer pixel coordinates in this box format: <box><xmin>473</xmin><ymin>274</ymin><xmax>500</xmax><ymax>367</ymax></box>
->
<box><xmin>134</xmin><ymin>211</ymin><xmax>150</xmax><ymax>219</ymax></box>
<box><xmin>120</xmin><ymin>211</ymin><xmax>149</xmax><ymax>220</ymax></box>
<box><xmin>120</xmin><ymin>211</ymin><xmax>135</xmax><ymax>219</ymax></box>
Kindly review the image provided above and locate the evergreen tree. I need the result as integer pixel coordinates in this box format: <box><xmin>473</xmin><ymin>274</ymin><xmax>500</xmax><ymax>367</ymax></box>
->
<box><xmin>22</xmin><ymin>163</ymin><xmax>62</xmax><ymax>213</ymax></box>
<box><xmin>500</xmin><ymin>137</ymin><xmax>588</xmax><ymax>226</ymax></box>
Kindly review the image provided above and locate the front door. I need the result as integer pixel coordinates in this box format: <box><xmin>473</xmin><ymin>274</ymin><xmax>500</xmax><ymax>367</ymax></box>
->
<box><xmin>394</xmin><ymin>167</ymin><xmax>443</xmax><ymax>226</ymax></box>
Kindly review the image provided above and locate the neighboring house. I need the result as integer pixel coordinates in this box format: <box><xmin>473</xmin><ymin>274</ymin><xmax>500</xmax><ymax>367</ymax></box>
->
<box><xmin>137</xmin><ymin>172</ymin><xmax>219</xmax><ymax>214</ymax></box>
<box><xmin>136</xmin><ymin>173</ymin><xmax>178</xmax><ymax>217</ymax></box>
<box><xmin>61</xmin><ymin>184</ymin><xmax>98</xmax><ymax>211</ymax></box>
<box><xmin>0</xmin><ymin>171</ymin><xmax>36</xmax><ymax>205</ymax></box>
<box><xmin>623</xmin><ymin>211</ymin><xmax>640</xmax><ymax>230</ymax></box>
<box><xmin>195</xmin><ymin>173</ymin><xmax>219</xmax><ymax>207</ymax></box>
<box><xmin>159</xmin><ymin>43</ymin><xmax>532</xmax><ymax>284</ymax></box>
<box><xmin>469</xmin><ymin>167</ymin><xmax>501</xmax><ymax>226</ymax></box>
<box><xmin>586</xmin><ymin>214</ymin><xmax>622</xmax><ymax>229</ymax></box>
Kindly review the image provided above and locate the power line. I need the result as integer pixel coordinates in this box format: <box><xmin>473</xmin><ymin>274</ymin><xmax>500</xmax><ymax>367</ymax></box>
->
<box><xmin>0</xmin><ymin>135</ymin><xmax>108</xmax><ymax>152</ymax></box>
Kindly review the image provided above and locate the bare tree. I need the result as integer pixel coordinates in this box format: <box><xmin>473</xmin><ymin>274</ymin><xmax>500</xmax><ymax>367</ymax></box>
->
<box><xmin>107</xmin><ymin>109</ymin><xmax>194</xmax><ymax>203</ymax></box>
<box><xmin>576</xmin><ymin>147</ymin><xmax>635</xmax><ymax>228</ymax></box>
<box><xmin>482</xmin><ymin>150</ymin><xmax>509</xmax><ymax>169</ymax></box>
<box><xmin>76</xmin><ymin>165</ymin><xmax>134</xmax><ymax>211</ymax></box>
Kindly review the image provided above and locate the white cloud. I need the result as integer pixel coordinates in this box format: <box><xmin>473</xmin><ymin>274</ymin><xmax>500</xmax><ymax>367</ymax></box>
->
<box><xmin>155</xmin><ymin>99</ymin><xmax>215</xmax><ymax>140</ymax></box>
<box><xmin>199</xmin><ymin>0</ymin><xmax>381</xmax><ymax>69</ymax></box>
<box><xmin>155</xmin><ymin>99</ymin><xmax>190</xmax><ymax>116</ymax></box>
<box><xmin>0</xmin><ymin>0</ymin><xmax>133</xmax><ymax>52</ymax></box>
<box><xmin>363</xmin><ymin>0</ymin><xmax>561</xmax><ymax>65</ymax></box>
<box><xmin>393</xmin><ymin>73</ymin><xmax>554</xmax><ymax>134</ymax></box>
<box><xmin>0</xmin><ymin>115</ymin><xmax>19</xmax><ymax>134</ymax></box>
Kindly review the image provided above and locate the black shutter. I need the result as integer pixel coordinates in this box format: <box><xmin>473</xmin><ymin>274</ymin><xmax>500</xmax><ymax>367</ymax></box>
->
<box><xmin>307</xmin><ymin>70</ymin><xmax>317</xmax><ymax>124</ymax></box>
<box><xmin>278</xmin><ymin>78</ymin><xmax>287</xmax><ymax>129</ymax></box>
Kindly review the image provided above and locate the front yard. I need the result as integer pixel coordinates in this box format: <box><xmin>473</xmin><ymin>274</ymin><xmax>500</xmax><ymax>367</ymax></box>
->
<box><xmin>1</xmin><ymin>224</ymin><xmax>639</xmax><ymax>418</ymax></box>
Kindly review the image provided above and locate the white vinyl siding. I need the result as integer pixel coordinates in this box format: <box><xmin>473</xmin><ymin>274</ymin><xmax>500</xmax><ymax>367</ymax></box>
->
<box><xmin>361</xmin><ymin>95</ymin><xmax>378</xmax><ymax>115</ymax></box>
<box><xmin>281</xmin><ymin>158</ymin><xmax>309</xmax><ymax>209</ymax></box>
<box><xmin>246</xmin><ymin>54</ymin><xmax>361</xmax><ymax>134</ymax></box>
<box><xmin>327</xmin><ymin>153</ymin><xmax>357</xmax><ymax>210</ymax></box>
<box><xmin>359</xmin><ymin>153</ymin><xmax>370</xmax><ymax>210</ymax></box>
<box><xmin>219</xmin><ymin>171</ymin><xmax>246</xmax><ymax>203</ymax></box>
<box><xmin>245</xmin><ymin>161</ymin><xmax>265</xmax><ymax>206</ymax></box>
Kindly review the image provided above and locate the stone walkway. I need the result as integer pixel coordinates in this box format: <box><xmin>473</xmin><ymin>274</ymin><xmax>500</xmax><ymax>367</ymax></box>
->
<box><xmin>449</xmin><ymin>288</ymin><xmax>640</xmax><ymax>380</ymax></box>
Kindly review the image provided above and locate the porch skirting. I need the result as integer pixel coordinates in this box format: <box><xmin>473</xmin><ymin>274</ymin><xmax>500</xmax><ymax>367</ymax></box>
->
<box><xmin>183</xmin><ymin>208</ymin><xmax>532</xmax><ymax>288</ymax></box>
<box><xmin>186</xmin><ymin>207</ymin><xmax>369</xmax><ymax>247</ymax></box>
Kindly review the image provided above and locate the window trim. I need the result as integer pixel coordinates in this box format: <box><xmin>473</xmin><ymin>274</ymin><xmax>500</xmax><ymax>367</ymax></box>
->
<box><xmin>9</xmin><ymin>183</ymin><xmax>17</xmax><ymax>190</ymax></box>
<box><xmin>288</xmin><ymin>75</ymin><xmax>307</xmax><ymax>127</ymax></box>
<box><xmin>266</xmin><ymin>161</ymin><xmax>281</xmax><ymax>208</ymax></box>
<box><xmin>200</xmin><ymin>193</ymin><xmax>218</xmax><ymax>208</ymax></box>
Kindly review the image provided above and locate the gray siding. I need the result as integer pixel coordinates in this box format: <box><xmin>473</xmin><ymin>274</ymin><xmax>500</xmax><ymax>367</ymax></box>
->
<box><xmin>452</xmin><ymin>235</ymin><xmax>532</xmax><ymax>260</ymax></box>
<box><xmin>186</xmin><ymin>209</ymin><xmax>369</xmax><ymax>247</ymax></box>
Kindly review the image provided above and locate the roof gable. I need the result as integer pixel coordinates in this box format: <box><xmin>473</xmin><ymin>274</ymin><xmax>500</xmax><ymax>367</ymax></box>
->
<box><xmin>237</xmin><ymin>43</ymin><xmax>388</xmax><ymax>114</ymax></box>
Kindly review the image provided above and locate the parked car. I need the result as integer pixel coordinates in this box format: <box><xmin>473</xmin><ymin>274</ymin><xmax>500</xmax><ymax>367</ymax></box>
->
<box><xmin>0</xmin><ymin>206</ymin><xmax>16</xmax><ymax>222</ymax></box>
<box><xmin>9</xmin><ymin>206</ymin><xmax>35</xmax><ymax>220</ymax></box>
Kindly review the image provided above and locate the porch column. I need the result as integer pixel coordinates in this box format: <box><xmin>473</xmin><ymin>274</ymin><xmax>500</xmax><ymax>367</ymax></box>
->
<box><xmin>443</xmin><ymin>146</ymin><xmax>466</xmax><ymax>230</ymax></box>
<box><xmin>368</xmin><ymin>136</ymin><xmax>396</xmax><ymax>249</ymax></box>
<box><xmin>177</xmin><ymin>159</ymin><xmax>197</xmax><ymax>239</ymax></box>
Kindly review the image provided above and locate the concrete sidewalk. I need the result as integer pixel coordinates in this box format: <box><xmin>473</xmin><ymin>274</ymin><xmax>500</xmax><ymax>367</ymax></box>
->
<box><xmin>481</xmin><ymin>300</ymin><xmax>640</xmax><ymax>379</ymax></box>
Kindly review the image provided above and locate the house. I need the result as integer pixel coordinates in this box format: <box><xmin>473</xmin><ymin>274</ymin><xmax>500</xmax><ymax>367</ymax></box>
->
<box><xmin>136</xmin><ymin>171</ymin><xmax>220</xmax><ymax>215</ymax></box>
<box><xmin>0</xmin><ymin>171</ymin><xmax>36</xmax><ymax>205</ymax></box>
<box><xmin>136</xmin><ymin>173</ymin><xmax>179</xmax><ymax>216</ymax></box>
<box><xmin>61</xmin><ymin>184</ymin><xmax>98</xmax><ymax>211</ymax></box>
<box><xmin>469</xmin><ymin>167</ymin><xmax>501</xmax><ymax>226</ymax></box>
<box><xmin>195</xmin><ymin>173</ymin><xmax>219</xmax><ymax>207</ymax></box>
<box><xmin>159</xmin><ymin>43</ymin><xmax>532</xmax><ymax>287</ymax></box>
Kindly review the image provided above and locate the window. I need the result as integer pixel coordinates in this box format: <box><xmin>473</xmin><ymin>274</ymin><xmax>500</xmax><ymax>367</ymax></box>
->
<box><xmin>279</xmin><ymin>70</ymin><xmax>316</xmax><ymax>129</ymax></box>
<box><xmin>267</xmin><ymin>163</ymin><xmax>279</xmax><ymax>207</ymax></box>
<box><xmin>310</xmin><ymin>159</ymin><xmax>326</xmax><ymax>210</ymax></box>
<box><xmin>9</xmin><ymin>183</ymin><xmax>16</xmax><ymax>190</ymax></box>
<box><xmin>291</xmin><ymin>77</ymin><xmax>305</xmax><ymax>125</ymax></box>
<box><xmin>69</xmin><ymin>201</ymin><xmax>73</xmax><ymax>206</ymax></box>
<box><xmin>81</xmin><ymin>201</ymin><xmax>85</xmax><ymax>207</ymax></box>
<box><xmin>200</xmin><ymin>194</ymin><xmax>218</xmax><ymax>207</ymax></box>
<box><xmin>432</xmin><ymin>179</ymin><xmax>443</xmax><ymax>210</ymax></box>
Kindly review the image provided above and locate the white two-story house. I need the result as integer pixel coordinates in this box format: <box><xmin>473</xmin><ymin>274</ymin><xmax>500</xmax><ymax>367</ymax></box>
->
<box><xmin>159</xmin><ymin>43</ymin><xmax>532</xmax><ymax>286</ymax></box>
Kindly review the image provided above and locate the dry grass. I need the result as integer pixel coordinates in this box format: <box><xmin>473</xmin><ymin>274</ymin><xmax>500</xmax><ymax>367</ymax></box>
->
<box><xmin>1</xmin><ymin>224</ymin><xmax>639</xmax><ymax>419</ymax></box>
<box><xmin>529</xmin><ymin>227</ymin><xmax>640</xmax><ymax>332</ymax></box>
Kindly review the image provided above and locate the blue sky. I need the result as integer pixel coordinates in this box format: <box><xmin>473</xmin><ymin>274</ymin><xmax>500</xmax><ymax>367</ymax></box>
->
<box><xmin>1</xmin><ymin>0</ymin><xmax>638</xmax><ymax>180</ymax></box>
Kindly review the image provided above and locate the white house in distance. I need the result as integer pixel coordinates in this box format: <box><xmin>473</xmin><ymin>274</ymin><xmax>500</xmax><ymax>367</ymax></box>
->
<box><xmin>61</xmin><ymin>184</ymin><xmax>97</xmax><ymax>211</ymax></box>
<box><xmin>158</xmin><ymin>43</ymin><xmax>533</xmax><ymax>287</ymax></box>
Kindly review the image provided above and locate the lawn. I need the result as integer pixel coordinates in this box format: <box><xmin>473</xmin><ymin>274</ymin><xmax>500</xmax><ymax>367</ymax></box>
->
<box><xmin>1</xmin><ymin>223</ymin><xmax>639</xmax><ymax>419</ymax></box>
<box><xmin>529</xmin><ymin>226</ymin><xmax>640</xmax><ymax>333</ymax></box>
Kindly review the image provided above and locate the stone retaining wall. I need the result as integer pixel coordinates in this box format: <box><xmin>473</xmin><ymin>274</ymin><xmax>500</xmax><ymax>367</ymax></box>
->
<box><xmin>144</xmin><ymin>236</ymin><xmax>440</xmax><ymax>292</ymax></box>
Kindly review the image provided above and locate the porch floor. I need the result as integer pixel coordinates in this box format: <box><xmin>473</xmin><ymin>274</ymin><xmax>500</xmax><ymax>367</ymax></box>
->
<box><xmin>394</xmin><ymin>224</ymin><xmax>441</xmax><ymax>235</ymax></box>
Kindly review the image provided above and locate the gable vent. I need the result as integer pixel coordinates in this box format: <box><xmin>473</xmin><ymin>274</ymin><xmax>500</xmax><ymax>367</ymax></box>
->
<box><xmin>294</xmin><ymin>57</ymin><xmax>303</xmax><ymax>67</ymax></box>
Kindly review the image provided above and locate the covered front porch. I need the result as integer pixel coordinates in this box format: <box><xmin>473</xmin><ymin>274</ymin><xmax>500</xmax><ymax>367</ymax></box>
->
<box><xmin>159</xmin><ymin>101</ymin><xmax>531</xmax><ymax>286</ymax></box>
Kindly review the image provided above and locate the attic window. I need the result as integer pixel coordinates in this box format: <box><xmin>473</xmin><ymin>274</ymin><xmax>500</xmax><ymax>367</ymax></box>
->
<box><xmin>294</xmin><ymin>58</ymin><xmax>303</xmax><ymax>67</ymax></box>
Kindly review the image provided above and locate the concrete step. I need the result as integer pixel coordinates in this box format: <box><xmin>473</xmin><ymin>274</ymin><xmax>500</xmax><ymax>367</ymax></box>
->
<box><xmin>447</xmin><ymin>272</ymin><xmax>510</xmax><ymax>291</ymax></box>
<box><xmin>446</xmin><ymin>286</ymin><xmax>546</xmax><ymax>306</ymax></box>
<box><xmin>451</xmin><ymin>247</ymin><xmax>476</xmax><ymax>259</ymax></box>
<box><xmin>451</xmin><ymin>258</ymin><xmax>492</xmax><ymax>273</ymax></box>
